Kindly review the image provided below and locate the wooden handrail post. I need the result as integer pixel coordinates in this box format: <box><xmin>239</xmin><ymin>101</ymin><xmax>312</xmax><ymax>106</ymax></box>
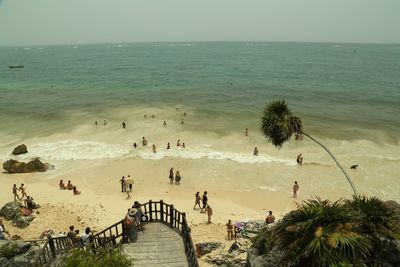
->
<box><xmin>48</xmin><ymin>236</ymin><xmax>56</xmax><ymax>259</ymax></box>
<box><xmin>149</xmin><ymin>200</ymin><xmax>153</xmax><ymax>221</ymax></box>
<box><xmin>160</xmin><ymin>200</ymin><xmax>164</xmax><ymax>222</ymax></box>
<box><xmin>169</xmin><ymin>204</ymin><xmax>174</xmax><ymax>228</ymax></box>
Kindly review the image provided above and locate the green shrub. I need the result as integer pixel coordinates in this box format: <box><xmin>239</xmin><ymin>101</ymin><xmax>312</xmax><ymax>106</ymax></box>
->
<box><xmin>0</xmin><ymin>243</ymin><xmax>19</xmax><ymax>259</ymax></box>
<box><xmin>61</xmin><ymin>248</ymin><xmax>133</xmax><ymax>267</ymax></box>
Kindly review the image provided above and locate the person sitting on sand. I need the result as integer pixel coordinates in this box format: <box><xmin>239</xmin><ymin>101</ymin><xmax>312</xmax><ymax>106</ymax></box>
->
<box><xmin>296</xmin><ymin>154</ymin><xmax>303</xmax><ymax>165</ymax></box>
<box><xmin>12</xmin><ymin>184</ymin><xmax>20</xmax><ymax>201</ymax></box>
<box><xmin>253</xmin><ymin>147</ymin><xmax>259</xmax><ymax>156</ymax></box>
<box><xmin>293</xmin><ymin>181</ymin><xmax>299</xmax><ymax>198</ymax></box>
<box><xmin>177</xmin><ymin>140</ymin><xmax>180</xmax><ymax>146</ymax></box>
<box><xmin>0</xmin><ymin>219</ymin><xmax>10</xmax><ymax>240</ymax></box>
<box><xmin>67</xmin><ymin>181</ymin><xmax>73</xmax><ymax>190</ymax></box>
<box><xmin>175</xmin><ymin>171</ymin><xmax>181</xmax><ymax>184</ymax></box>
<box><xmin>163</xmin><ymin>120</ymin><xmax>167</xmax><ymax>126</ymax></box>
<box><xmin>73</xmin><ymin>186</ymin><xmax>81</xmax><ymax>195</ymax></box>
<box><xmin>169</xmin><ymin>168</ymin><xmax>174</xmax><ymax>184</ymax></box>
<box><xmin>265</xmin><ymin>211</ymin><xmax>275</xmax><ymax>224</ymax></box>
<box><xmin>200</xmin><ymin>191</ymin><xmax>208</xmax><ymax>213</ymax></box>
<box><xmin>205</xmin><ymin>205</ymin><xmax>213</xmax><ymax>223</ymax></box>
<box><xmin>226</xmin><ymin>219</ymin><xmax>234</xmax><ymax>240</ymax></box>
<box><xmin>193</xmin><ymin>192</ymin><xmax>201</xmax><ymax>210</ymax></box>
<box><xmin>167</xmin><ymin>142</ymin><xmax>170</xmax><ymax>149</ymax></box>
<box><xmin>24</xmin><ymin>196</ymin><xmax>36</xmax><ymax>210</ymax></box>
<box><xmin>142</xmin><ymin>137</ymin><xmax>148</xmax><ymax>146</ymax></box>
<box><xmin>59</xmin><ymin>180</ymin><xmax>66</xmax><ymax>190</ymax></box>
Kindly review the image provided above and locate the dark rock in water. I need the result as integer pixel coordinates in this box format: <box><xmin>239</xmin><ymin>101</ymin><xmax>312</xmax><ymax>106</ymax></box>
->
<box><xmin>0</xmin><ymin>202</ymin><xmax>22</xmax><ymax>220</ymax></box>
<box><xmin>3</xmin><ymin>158</ymin><xmax>51</xmax><ymax>173</ymax></box>
<box><xmin>12</xmin><ymin>144</ymin><xmax>28</xmax><ymax>155</ymax></box>
<box><xmin>195</xmin><ymin>242</ymin><xmax>224</xmax><ymax>257</ymax></box>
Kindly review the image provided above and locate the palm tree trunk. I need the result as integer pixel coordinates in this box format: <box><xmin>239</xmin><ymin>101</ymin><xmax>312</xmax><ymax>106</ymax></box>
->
<box><xmin>302</xmin><ymin>132</ymin><xmax>357</xmax><ymax>195</ymax></box>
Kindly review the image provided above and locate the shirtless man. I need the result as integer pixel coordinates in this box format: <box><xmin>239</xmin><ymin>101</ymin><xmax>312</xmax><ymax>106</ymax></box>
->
<box><xmin>293</xmin><ymin>181</ymin><xmax>299</xmax><ymax>198</ymax></box>
<box><xmin>296</xmin><ymin>154</ymin><xmax>303</xmax><ymax>165</ymax></box>
<box><xmin>265</xmin><ymin>211</ymin><xmax>275</xmax><ymax>224</ymax></box>
<box><xmin>12</xmin><ymin>184</ymin><xmax>20</xmax><ymax>201</ymax></box>
<box><xmin>19</xmin><ymin>184</ymin><xmax>27</xmax><ymax>199</ymax></box>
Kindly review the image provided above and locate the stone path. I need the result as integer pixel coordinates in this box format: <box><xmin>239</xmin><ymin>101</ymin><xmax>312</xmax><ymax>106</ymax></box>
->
<box><xmin>122</xmin><ymin>222</ymin><xmax>189</xmax><ymax>267</ymax></box>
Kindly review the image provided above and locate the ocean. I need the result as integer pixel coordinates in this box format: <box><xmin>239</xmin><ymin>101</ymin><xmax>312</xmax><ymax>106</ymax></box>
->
<box><xmin>0</xmin><ymin>42</ymin><xmax>399</xmax><ymax>200</ymax></box>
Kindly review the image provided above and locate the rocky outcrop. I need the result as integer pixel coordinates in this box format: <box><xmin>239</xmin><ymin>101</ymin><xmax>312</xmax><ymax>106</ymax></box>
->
<box><xmin>246</xmin><ymin>246</ymin><xmax>285</xmax><ymax>267</ymax></box>
<box><xmin>0</xmin><ymin>240</ymin><xmax>40</xmax><ymax>267</ymax></box>
<box><xmin>3</xmin><ymin>158</ymin><xmax>51</xmax><ymax>173</ymax></box>
<box><xmin>0</xmin><ymin>202</ymin><xmax>39</xmax><ymax>228</ymax></box>
<box><xmin>12</xmin><ymin>145</ymin><xmax>28</xmax><ymax>155</ymax></box>
<box><xmin>205</xmin><ymin>250</ymin><xmax>247</xmax><ymax>266</ymax></box>
<box><xmin>195</xmin><ymin>242</ymin><xmax>224</xmax><ymax>257</ymax></box>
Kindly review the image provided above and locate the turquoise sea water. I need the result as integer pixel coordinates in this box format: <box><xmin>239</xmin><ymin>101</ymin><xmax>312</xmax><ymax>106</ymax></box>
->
<box><xmin>0</xmin><ymin>42</ymin><xmax>399</xmax><ymax>143</ymax></box>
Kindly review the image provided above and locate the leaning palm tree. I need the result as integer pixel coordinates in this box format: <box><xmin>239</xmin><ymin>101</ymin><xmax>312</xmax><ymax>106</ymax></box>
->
<box><xmin>261</xmin><ymin>100</ymin><xmax>357</xmax><ymax>194</ymax></box>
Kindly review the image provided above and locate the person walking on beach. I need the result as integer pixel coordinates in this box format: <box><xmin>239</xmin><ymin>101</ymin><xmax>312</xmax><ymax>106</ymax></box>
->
<box><xmin>167</xmin><ymin>142</ymin><xmax>171</xmax><ymax>149</ymax></box>
<box><xmin>152</xmin><ymin>144</ymin><xmax>157</xmax><ymax>153</ymax></box>
<box><xmin>12</xmin><ymin>184</ymin><xmax>20</xmax><ymax>201</ymax></box>
<box><xmin>253</xmin><ymin>147</ymin><xmax>259</xmax><ymax>156</ymax></box>
<box><xmin>200</xmin><ymin>191</ymin><xmax>208</xmax><ymax>213</ymax></box>
<box><xmin>169</xmin><ymin>168</ymin><xmax>174</xmax><ymax>184</ymax></box>
<box><xmin>19</xmin><ymin>184</ymin><xmax>27</xmax><ymax>199</ymax></box>
<box><xmin>226</xmin><ymin>219</ymin><xmax>234</xmax><ymax>240</ymax></box>
<box><xmin>193</xmin><ymin>192</ymin><xmax>201</xmax><ymax>210</ymax></box>
<box><xmin>122</xmin><ymin>122</ymin><xmax>126</xmax><ymax>129</ymax></box>
<box><xmin>142</xmin><ymin>137</ymin><xmax>148</xmax><ymax>146</ymax></box>
<box><xmin>293</xmin><ymin>181</ymin><xmax>299</xmax><ymax>198</ymax></box>
<box><xmin>205</xmin><ymin>205</ymin><xmax>213</xmax><ymax>223</ymax></box>
<box><xmin>127</xmin><ymin>175</ymin><xmax>133</xmax><ymax>192</ymax></box>
<box><xmin>120</xmin><ymin>176</ymin><xmax>126</xmax><ymax>192</ymax></box>
<box><xmin>175</xmin><ymin>171</ymin><xmax>182</xmax><ymax>184</ymax></box>
<box><xmin>296</xmin><ymin>154</ymin><xmax>303</xmax><ymax>165</ymax></box>
<box><xmin>245</xmin><ymin>128</ymin><xmax>248</xmax><ymax>136</ymax></box>
<box><xmin>266</xmin><ymin>211</ymin><xmax>275</xmax><ymax>224</ymax></box>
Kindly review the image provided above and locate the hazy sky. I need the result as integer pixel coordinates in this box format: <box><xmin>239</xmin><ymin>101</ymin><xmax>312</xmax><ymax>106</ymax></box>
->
<box><xmin>0</xmin><ymin>0</ymin><xmax>399</xmax><ymax>46</ymax></box>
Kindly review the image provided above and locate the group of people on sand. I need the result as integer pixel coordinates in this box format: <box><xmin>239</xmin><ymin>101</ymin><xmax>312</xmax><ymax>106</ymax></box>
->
<box><xmin>59</xmin><ymin>180</ymin><xmax>81</xmax><ymax>195</ymax></box>
<box><xmin>12</xmin><ymin>184</ymin><xmax>37</xmax><ymax>210</ymax></box>
<box><xmin>123</xmin><ymin>201</ymin><xmax>146</xmax><ymax>243</ymax></box>
<box><xmin>65</xmin><ymin>225</ymin><xmax>94</xmax><ymax>250</ymax></box>
<box><xmin>169</xmin><ymin>168</ymin><xmax>182</xmax><ymax>184</ymax></box>
<box><xmin>193</xmin><ymin>191</ymin><xmax>213</xmax><ymax>223</ymax></box>
<box><xmin>12</xmin><ymin>183</ymin><xmax>28</xmax><ymax>201</ymax></box>
<box><xmin>120</xmin><ymin>175</ymin><xmax>134</xmax><ymax>199</ymax></box>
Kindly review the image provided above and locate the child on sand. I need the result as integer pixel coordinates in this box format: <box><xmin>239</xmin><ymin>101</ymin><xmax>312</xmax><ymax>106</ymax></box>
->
<box><xmin>193</xmin><ymin>192</ymin><xmax>201</xmax><ymax>210</ymax></box>
<box><xmin>293</xmin><ymin>181</ymin><xmax>299</xmax><ymax>198</ymax></box>
<box><xmin>73</xmin><ymin>186</ymin><xmax>81</xmax><ymax>195</ymax></box>
<box><xmin>206</xmin><ymin>205</ymin><xmax>213</xmax><ymax>223</ymax></box>
<box><xmin>226</xmin><ymin>219</ymin><xmax>234</xmax><ymax>240</ymax></box>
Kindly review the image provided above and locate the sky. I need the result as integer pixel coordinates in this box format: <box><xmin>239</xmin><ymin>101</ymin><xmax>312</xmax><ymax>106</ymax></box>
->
<box><xmin>0</xmin><ymin>0</ymin><xmax>399</xmax><ymax>46</ymax></box>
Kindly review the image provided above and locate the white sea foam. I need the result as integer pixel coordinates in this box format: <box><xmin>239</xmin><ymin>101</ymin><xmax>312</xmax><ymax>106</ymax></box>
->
<box><xmin>1</xmin><ymin>140</ymin><xmax>295</xmax><ymax>166</ymax></box>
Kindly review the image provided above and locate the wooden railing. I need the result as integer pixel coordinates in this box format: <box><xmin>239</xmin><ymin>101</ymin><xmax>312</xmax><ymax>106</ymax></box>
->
<box><xmin>33</xmin><ymin>200</ymin><xmax>198</xmax><ymax>267</ymax></box>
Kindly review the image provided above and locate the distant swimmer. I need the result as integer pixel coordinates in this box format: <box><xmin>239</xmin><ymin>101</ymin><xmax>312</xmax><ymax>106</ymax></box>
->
<box><xmin>293</xmin><ymin>181</ymin><xmax>299</xmax><ymax>198</ymax></box>
<box><xmin>122</xmin><ymin>122</ymin><xmax>126</xmax><ymax>129</ymax></box>
<box><xmin>152</xmin><ymin>144</ymin><xmax>157</xmax><ymax>153</ymax></box>
<box><xmin>296</xmin><ymin>154</ymin><xmax>303</xmax><ymax>166</ymax></box>
<box><xmin>152</xmin><ymin>114</ymin><xmax>155</xmax><ymax>118</ymax></box>
<box><xmin>133</xmin><ymin>142</ymin><xmax>137</xmax><ymax>148</ymax></box>
<box><xmin>177</xmin><ymin>140</ymin><xmax>180</xmax><ymax>146</ymax></box>
<box><xmin>144</xmin><ymin>115</ymin><xmax>147</xmax><ymax>119</ymax></box>
<box><xmin>51</xmin><ymin>85</ymin><xmax>54</xmax><ymax>88</ymax></box>
<box><xmin>181</xmin><ymin>118</ymin><xmax>184</xmax><ymax>124</ymax></box>
<box><xmin>245</xmin><ymin>128</ymin><xmax>248</xmax><ymax>136</ymax></box>
<box><xmin>163</xmin><ymin>120</ymin><xmax>167</xmax><ymax>126</ymax></box>
<box><xmin>253</xmin><ymin>147</ymin><xmax>259</xmax><ymax>156</ymax></box>
<box><xmin>182</xmin><ymin>143</ymin><xmax>186</xmax><ymax>148</ymax></box>
<box><xmin>103</xmin><ymin>120</ymin><xmax>107</xmax><ymax>126</ymax></box>
<box><xmin>142</xmin><ymin>137</ymin><xmax>148</xmax><ymax>146</ymax></box>
<box><xmin>167</xmin><ymin>143</ymin><xmax>170</xmax><ymax>149</ymax></box>
<box><xmin>183</xmin><ymin>112</ymin><xmax>187</xmax><ymax>117</ymax></box>
<box><xmin>350</xmin><ymin>165</ymin><xmax>358</xmax><ymax>169</ymax></box>
<box><xmin>95</xmin><ymin>120</ymin><xmax>98</xmax><ymax>125</ymax></box>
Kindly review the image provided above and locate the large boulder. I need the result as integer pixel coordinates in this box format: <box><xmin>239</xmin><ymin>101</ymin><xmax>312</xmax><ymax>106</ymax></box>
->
<box><xmin>3</xmin><ymin>158</ymin><xmax>50</xmax><ymax>173</ymax></box>
<box><xmin>12</xmin><ymin>144</ymin><xmax>28</xmax><ymax>155</ymax></box>
<box><xmin>0</xmin><ymin>202</ymin><xmax>22</xmax><ymax>220</ymax></box>
<box><xmin>12</xmin><ymin>214</ymin><xmax>34</xmax><ymax>228</ymax></box>
<box><xmin>0</xmin><ymin>241</ymin><xmax>38</xmax><ymax>267</ymax></box>
<box><xmin>195</xmin><ymin>242</ymin><xmax>224</xmax><ymax>257</ymax></box>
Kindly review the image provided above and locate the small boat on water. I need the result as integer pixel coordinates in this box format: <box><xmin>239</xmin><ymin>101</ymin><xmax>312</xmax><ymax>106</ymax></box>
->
<box><xmin>9</xmin><ymin>64</ymin><xmax>24</xmax><ymax>69</ymax></box>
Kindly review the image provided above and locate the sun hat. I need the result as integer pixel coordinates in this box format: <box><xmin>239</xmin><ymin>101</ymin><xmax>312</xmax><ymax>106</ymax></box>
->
<box><xmin>128</xmin><ymin>208</ymin><xmax>138</xmax><ymax>217</ymax></box>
